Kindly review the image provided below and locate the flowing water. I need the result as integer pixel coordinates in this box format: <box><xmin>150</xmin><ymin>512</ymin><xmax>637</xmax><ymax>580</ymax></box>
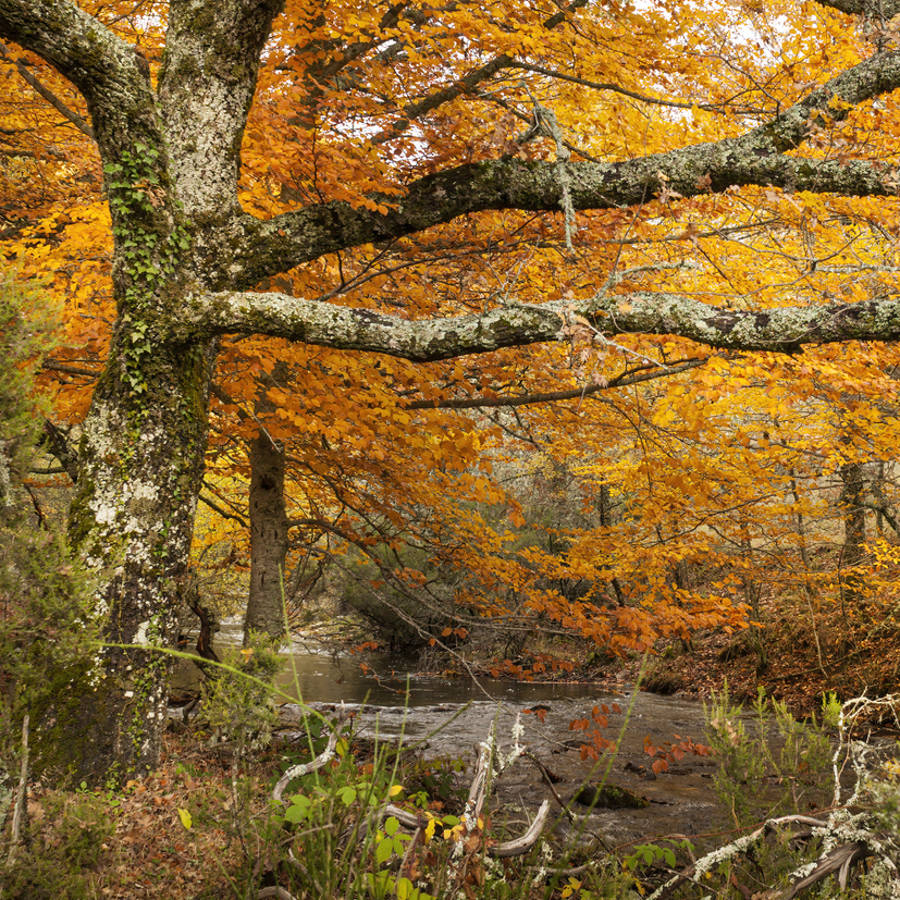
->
<box><xmin>174</xmin><ymin>621</ymin><xmax>730</xmax><ymax>847</ymax></box>
<box><xmin>284</xmin><ymin>690</ymin><xmax>724</xmax><ymax>849</ymax></box>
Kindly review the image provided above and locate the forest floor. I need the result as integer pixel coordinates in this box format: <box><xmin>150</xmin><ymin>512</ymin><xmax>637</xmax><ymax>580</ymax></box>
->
<box><xmin>3</xmin><ymin>732</ymin><xmax>263</xmax><ymax>899</ymax></box>
<box><xmin>606</xmin><ymin>594</ymin><xmax>900</xmax><ymax>717</ymax></box>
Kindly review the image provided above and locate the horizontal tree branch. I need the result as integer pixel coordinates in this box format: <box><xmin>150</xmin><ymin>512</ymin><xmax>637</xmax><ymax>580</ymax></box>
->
<box><xmin>404</xmin><ymin>358</ymin><xmax>709</xmax><ymax>410</ymax></box>
<box><xmin>42</xmin><ymin>359</ymin><xmax>101</xmax><ymax>378</ymax></box>
<box><xmin>232</xmin><ymin>47</ymin><xmax>900</xmax><ymax>287</ymax></box>
<box><xmin>508</xmin><ymin>60</ymin><xmax>732</xmax><ymax>114</ymax></box>
<box><xmin>176</xmin><ymin>288</ymin><xmax>900</xmax><ymax>360</ymax></box>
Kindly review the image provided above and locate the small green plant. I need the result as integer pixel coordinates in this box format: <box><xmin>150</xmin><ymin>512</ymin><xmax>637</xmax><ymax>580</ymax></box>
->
<box><xmin>268</xmin><ymin>729</ymin><xmax>412</xmax><ymax>897</ymax></box>
<box><xmin>705</xmin><ymin>685</ymin><xmax>832</xmax><ymax>828</ymax></box>
<box><xmin>821</xmin><ymin>690</ymin><xmax>842</xmax><ymax>728</ymax></box>
<box><xmin>200</xmin><ymin>631</ymin><xmax>282</xmax><ymax>752</ymax></box>
<box><xmin>190</xmin><ymin>630</ymin><xmax>284</xmax><ymax>863</ymax></box>
<box><xmin>623</xmin><ymin>838</ymin><xmax>693</xmax><ymax>875</ymax></box>
<box><xmin>365</xmin><ymin>870</ymin><xmax>435</xmax><ymax>899</ymax></box>
<box><xmin>401</xmin><ymin>753</ymin><xmax>466</xmax><ymax>806</ymax></box>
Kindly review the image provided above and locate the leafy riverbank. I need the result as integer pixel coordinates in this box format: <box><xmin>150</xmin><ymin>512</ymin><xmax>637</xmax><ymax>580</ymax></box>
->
<box><xmin>5</xmin><ymin>683</ymin><xmax>900</xmax><ymax>900</ymax></box>
<box><xmin>6</xmin><ymin>623</ymin><xmax>900</xmax><ymax>900</ymax></box>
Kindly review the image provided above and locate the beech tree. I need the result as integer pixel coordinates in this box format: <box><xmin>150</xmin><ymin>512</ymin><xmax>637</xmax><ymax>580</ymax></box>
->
<box><xmin>2</xmin><ymin>0</ymin><xmax>900</xmax><ymax>783</ymax></box>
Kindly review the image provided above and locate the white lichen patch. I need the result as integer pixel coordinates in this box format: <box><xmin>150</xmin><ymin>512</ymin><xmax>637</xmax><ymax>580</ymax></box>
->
<box><xmin>134</xmin><ymin>620</ymin><xmax>151</xmax><ymax>645</ymax></box>
<box><xmin>90</xmin><ymin>496</ymin><xmax>120</xmax><ymax>526</ymax></box>
<box><xmin>127</xmin><ymin>479</ymin><xmax>159</xmax><ymax>503</ymax></box>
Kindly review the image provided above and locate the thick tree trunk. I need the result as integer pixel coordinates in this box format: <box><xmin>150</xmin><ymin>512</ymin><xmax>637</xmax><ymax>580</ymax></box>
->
<box><xmin>245</xmin><ymin>430</ymin><xmax>289</xmax><ymax>642</ymax></box>
<box><xmin>0</xmin><ymin>0</ymin><xmax>282</xmax><ymax>785</ymax></box>
<box><xmin>62</xmin><ymin>334</ymin><xmax>213</xmax><ymax>784</ymax></box>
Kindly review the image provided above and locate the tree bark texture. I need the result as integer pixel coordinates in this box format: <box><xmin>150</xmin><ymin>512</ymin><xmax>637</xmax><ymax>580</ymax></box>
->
<box><xmin>60</xmin><ymin>336</ymin><xmax>213</xmax><ymax>783</ymax></box>
<box><xmin>245</xmin><ymin>430</ymin><xmax>289</xmax><ymax>642</ymax></box>
<box><xmin>839</xmin><ymin>460</ymin><xmax>867</xmax><ymax>607</ymax></box>
<box><xmin>2</xmin><ymin>0</ymin><xmax>900</xmax><ymax>782</ymax></box>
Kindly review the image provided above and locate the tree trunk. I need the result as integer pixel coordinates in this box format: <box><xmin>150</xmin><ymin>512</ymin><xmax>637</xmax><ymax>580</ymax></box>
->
<box><xmin>60</xmin><ymin>336</ymin><xmax>214</xmax><ymax>784</ymax></box>
<box><xmin>838</xmin><ymin>460</ymin><xmax>867</xmax><ymax>609</ymax></box>
<box><xmin>244</xmin><ymin>430</ymin><xmax>289</xmax><ymax>642</ymax></box>
<box><xmin>738</xmin><ymin>517</ymin><xmax>767</xmax><ymax>673</ymax></box>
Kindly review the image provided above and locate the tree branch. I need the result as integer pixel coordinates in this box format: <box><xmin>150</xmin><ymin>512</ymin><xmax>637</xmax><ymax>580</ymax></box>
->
<box><xmin>370</xmin><ymin>0</ymin><xmax>589</xmax><ymax>145</ymax></box>
<box><xmin>508</xmin><ymin>60</ymin><xmax>740</xmax><ymax>114</ymax></box>
<box><xmin>404</xmin><ymin>359</ymin><xmax>709</xmax><ymax>410</ymax></box>
<box><xmin>41</xmin><ymin>419</ymin><xmax>79</xmax><ymax>483</ymax></box>
<box><xmin>0</xmin><ymin>39</ymin><xmax>93</xmax><ymax>137</ymax></box>
<box><xmin>198</xmin><ymin>493</ymin><xmax>248</xmax><ymax>528</ymax></box>
<box><xmin>813</xmin><ymin>0</ymin><xmax>900</xmax><ymax>15</ymax></box>
<box><xmin>0</xmin><ymin>0</ymin><xmax>148</xmax><ymax>151</ymax></box>
<box><xmin>176</xmin><ymin>288</ymin><xmax>900</xmax><ymax>359</ymax></box>
<box><xmin>231</xmin><ymin>47</ymin><xmax>900</xmax><ymax>287</ymax></box>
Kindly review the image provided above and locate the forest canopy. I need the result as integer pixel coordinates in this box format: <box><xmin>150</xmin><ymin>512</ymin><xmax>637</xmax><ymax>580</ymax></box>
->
<box><xmin>0</xmin><ymin>0</ymin><xmax>899</xmax><ymax>786</ymax></box>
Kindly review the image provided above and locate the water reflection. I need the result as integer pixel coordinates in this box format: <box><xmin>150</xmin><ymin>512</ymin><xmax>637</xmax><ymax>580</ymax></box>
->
<box><xmin>176</xmin><ymin>619</ymin><xmax>621</xmax><ymax>708</ymax></box>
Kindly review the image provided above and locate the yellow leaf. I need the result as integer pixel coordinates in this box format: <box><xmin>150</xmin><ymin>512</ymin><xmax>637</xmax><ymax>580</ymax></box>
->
<box><xmin>177</xmin><ymin>808</ymin><xmax>192</xmax><ymax>830</ymax></box>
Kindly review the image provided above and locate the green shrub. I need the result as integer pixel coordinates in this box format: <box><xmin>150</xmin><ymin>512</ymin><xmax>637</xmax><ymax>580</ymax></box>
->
<box><xmin>0</xmin><ymin>790</ymin><xmax>115</xmax><ymax>899</ymax></box>
<box><xmin>705</xmin><ymin>685</ymin><xmax>832</xmax><ymax>829</ymax></box>
<box><xmin>0</xmin><ymin>274</ymin><xmax>96</xmax><ymax>782</ymax></box>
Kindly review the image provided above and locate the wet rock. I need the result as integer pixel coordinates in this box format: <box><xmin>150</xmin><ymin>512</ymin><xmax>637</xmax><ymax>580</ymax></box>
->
<box><xmin>572</xmin><ymin>783</ymin><xmax>650</xmax><ymax>810</ymax></box>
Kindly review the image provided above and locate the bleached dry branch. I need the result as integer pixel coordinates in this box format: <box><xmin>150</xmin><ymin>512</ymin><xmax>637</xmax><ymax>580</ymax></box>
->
<box><xmin>272</xmin><ymin>725</ymin><xmax>342</xmax><ymax>805</ymax></box>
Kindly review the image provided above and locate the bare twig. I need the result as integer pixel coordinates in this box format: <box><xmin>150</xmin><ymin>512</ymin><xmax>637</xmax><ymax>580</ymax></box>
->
<box><xmin>6</xmin><ymin>713</ymin><xmax>29</xmax><ymax>866</ymax></box>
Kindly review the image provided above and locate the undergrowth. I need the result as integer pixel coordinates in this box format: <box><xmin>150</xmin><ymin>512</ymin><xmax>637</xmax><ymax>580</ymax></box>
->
<box><xmin>3</xmin><ymin>641</ymin><xmax>900</xmax><ymax>898</ymax></box>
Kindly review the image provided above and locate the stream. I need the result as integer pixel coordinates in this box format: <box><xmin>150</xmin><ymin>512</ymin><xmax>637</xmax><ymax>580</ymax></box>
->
<box><xmin>288</xmin><ymin>691</ymin><xmax>724</xmax><ymax>849</ymax></box>
<box><xmin>174</xmin><ymin>621</ymin><xmax>732</xmax><ymax>848</ymax></box>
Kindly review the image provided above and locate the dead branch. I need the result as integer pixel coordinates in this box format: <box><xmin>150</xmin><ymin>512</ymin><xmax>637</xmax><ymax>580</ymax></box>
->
<box><xmin>256</xmin><ymin>887</ymin><xmax>297</xmax><ymax>899</ymax></box>
<box><xmin>783</xmin><ymin>840</ymin><xmax>872</xmax><ymax>898</ymax></box>
<box><xmin>491</xmin><ymin>800</ymin><xmax>552</xmax><ymax>858</ymax></box>
<box><xmin>272</xmin><ymin>725</ymin><xmax>341</xmax><ymax>804</ymax></box>
<box><xmin>6</xmin><ymin>713</ymin><xmax>29</xmax><ymax>867</ymax></box>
